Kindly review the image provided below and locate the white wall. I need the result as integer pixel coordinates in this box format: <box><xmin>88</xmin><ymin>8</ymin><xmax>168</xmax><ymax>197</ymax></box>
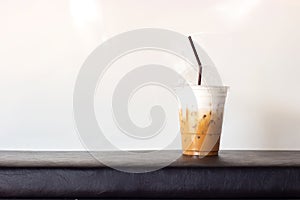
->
<box><xmin>0</xmin><ymin>0</ymin><xmax>300</xmax><ymax>150</ymax></box>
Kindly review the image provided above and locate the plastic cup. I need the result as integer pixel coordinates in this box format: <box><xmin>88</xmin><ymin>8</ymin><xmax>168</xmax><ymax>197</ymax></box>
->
<box><xmin>175</xmin><ymin>85</ymin><xmax>228</xmax><ymax>156</ymax></box>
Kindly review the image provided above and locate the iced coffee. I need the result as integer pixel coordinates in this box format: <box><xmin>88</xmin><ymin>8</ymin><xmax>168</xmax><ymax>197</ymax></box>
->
<box><xmin>176</xmin><ymin>86</ymin><xmax>228</xmax><ymax>156</ymax></box>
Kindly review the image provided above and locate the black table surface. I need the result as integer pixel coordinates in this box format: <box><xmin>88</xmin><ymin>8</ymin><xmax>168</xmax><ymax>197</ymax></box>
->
<box><xmin>0</xmin><ymin>150</ymin><xmax>299</xmax><ymax>199</ymax></box>
<box><xmin>0</xmin><ymin>150</ymin><xmax>299</xmax><ymax>167</ymax></box>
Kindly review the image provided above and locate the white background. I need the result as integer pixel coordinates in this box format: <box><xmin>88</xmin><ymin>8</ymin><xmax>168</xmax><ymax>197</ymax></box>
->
<box><xmin>0</xmin><ymin>0</ymin><xmax>300</xmax><ymax>150</ymax></box>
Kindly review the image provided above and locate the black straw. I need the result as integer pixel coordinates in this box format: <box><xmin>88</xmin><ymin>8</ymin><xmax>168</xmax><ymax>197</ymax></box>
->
<box><xmin>188</xmin><ymin>36</ymin><xmax>202</xmax><ymax>85</ymax></box>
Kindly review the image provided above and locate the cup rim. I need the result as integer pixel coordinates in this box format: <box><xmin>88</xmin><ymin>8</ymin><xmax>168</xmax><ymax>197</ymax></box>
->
<box><xmin>174</xmin><ymin>85</ymin><xmax>229</xmax><ymax>90</ymax></box>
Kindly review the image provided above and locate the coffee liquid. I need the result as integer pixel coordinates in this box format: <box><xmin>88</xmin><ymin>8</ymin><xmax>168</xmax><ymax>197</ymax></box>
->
<box><xmin>179</xmin><ymin>108</ymin><xmax>224</xmax><ymax>156</ymax></box>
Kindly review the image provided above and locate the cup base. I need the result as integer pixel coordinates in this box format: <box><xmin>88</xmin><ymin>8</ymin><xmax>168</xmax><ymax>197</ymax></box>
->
<box><xmin>182</xmin><ymin>150</ymin><xmax>218</xmax><ymax>156</ymax></box>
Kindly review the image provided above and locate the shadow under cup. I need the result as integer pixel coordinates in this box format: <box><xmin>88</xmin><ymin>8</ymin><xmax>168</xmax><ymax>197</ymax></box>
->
<box><xmin>175</xmin><ymin>86</ymin><xmax>229</xmax><ymax>156</ymax></box>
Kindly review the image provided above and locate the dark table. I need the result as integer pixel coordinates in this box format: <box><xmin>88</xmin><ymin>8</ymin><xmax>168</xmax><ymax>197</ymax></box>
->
<box><xmin>0</xmin><ymin>150</ymin><xmax>299</xmax><ymax>199</ymax></box>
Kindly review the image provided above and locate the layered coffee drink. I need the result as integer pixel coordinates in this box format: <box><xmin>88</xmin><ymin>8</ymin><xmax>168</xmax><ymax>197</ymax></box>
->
<box><xmin>176</xmin><ymin>86</ymin><xmax>228</xmax><ymax>156</ymax></box>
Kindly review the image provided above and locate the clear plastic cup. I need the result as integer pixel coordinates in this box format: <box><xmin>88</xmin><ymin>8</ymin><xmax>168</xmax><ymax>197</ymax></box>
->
<box><xmin>175</xmin><ymin>85</ymin><xmax>228</xmax><ymax>156</ymax></box>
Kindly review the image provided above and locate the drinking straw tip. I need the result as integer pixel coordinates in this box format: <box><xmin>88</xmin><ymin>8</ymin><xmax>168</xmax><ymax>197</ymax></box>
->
<box><xmin>188</xmin><ymin>36</ymin><xmax>203</xmax><ymax>85</ymax></box>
